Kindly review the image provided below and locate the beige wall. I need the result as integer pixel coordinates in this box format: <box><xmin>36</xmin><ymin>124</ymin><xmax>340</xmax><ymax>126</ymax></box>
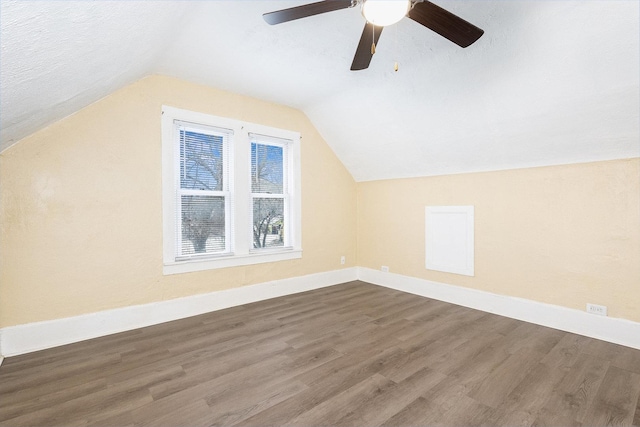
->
<box><xmin>1</xmin><ymin>74</ymin><xmax>638</xmax><ymax>329</ymax></box>
<box><xmin>0</xmin><ymin>75</ymin><xmax>357</xmax><ymax>327</ymax></box>
<box><xmin>357</xmin><ymin>158</ymin><xmax>640</xmax><ymax>322</ymax></box>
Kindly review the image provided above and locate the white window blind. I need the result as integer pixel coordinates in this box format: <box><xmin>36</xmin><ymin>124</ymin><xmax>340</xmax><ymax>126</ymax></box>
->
<box><xmin>175</xmin><ymin>121</ymin><xmax>232</xmax><ymax>259</ymax></box>
<box><xmin>250</xmin><ymin>133</ymin><xmax>290</xmax><ymax>250</ymax></box>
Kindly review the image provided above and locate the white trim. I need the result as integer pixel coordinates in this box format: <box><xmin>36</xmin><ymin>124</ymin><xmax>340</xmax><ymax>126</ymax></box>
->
<box><xmin>357</xmin><ymin>267</ymin><xmax>640</xmax><ymax>350</ymax></box>
<box><xmin>0</xmin><ymin>268</ymin><xmax>357</xmax><ymax>357</ymax></box>
<box><xmin>164</xmin><ymin>249</ymin><xmax>302</xmax><ymax>275</ymax></box>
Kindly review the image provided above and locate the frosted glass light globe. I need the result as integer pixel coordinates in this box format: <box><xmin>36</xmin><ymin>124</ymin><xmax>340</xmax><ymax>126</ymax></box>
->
<box><xmin>362</xmin><ymin>0</ymin><xmax>410</xmax><ymax>26</ymax></box>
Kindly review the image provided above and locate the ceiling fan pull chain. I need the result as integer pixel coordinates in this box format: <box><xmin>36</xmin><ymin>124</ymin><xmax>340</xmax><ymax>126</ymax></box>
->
<box><xmin>394</xmin><ymin>24</ymin><xmax>399</xmax><ymax>72</ymax></box>
<box><xmin>371</xmin><ymin>24</ymin><xmax>376</xmax><ymax>55</ymax></box>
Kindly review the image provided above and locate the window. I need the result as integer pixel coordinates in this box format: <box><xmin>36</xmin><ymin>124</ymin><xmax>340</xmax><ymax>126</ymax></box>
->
<box><xmin>177</xmin><ymin>122</ymin><xmax>231</xmax><ymax>258</ymax></box>
<box><xmin>162</xmin><ymin>106</ymin><xmax>301</xmax><ymax>275</ymax></box>
<box><xmin>251</xmin><ymin>134</ymin><xmax>288</xmax><ymax>250</ymax></box>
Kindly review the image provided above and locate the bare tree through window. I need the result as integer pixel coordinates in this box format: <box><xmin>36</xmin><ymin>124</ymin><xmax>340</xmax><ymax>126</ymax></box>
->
<box><xmin>251</xmin><ymin>142</ymin><xmax>285</xmax><ymax>248</ymax></box>
<box><xmin>179</xmin><ymin>128</ymin><xmax>226</xmax><ymax>255</ymax></box>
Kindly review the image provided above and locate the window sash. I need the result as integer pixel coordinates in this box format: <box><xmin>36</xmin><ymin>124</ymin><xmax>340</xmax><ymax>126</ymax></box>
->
<box><xmin>174</xmin><ymin>121</ymin><xmax>233</xmax><ymax>259</ymax></box>
<box><xmin>250</xmin><ymin>136</ymin><xmax>291</xmax><ymax>250</ymax></box>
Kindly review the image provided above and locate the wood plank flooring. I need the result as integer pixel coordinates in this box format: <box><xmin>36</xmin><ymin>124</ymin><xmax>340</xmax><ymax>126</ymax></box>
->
<box><xmin>1</xmin><ymin>281</ymin><xmax>640</xmax><ymax>426</ymax></box>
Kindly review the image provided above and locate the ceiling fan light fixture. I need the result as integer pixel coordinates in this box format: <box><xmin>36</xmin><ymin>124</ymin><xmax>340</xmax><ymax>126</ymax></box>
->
<box><xmin>263</xmin><ymin>0</ymin><xmax>484</xmax><ymax>70</ymax></box>
<box><xmin>362</xmin><ymin>0</ymin><xmax>410</xmax><ymax>27</ymax></box>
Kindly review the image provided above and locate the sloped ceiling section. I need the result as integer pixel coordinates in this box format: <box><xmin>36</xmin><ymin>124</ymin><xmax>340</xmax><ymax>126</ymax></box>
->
<box><xmin>1</xmin><ymin>1</ymin><xmax>639</xmax><ymax>181</ymax></box>
<box><xmin>0</xmin><ymin>0</ymin><xmax>191</xmax><ymax>152</ymax></box>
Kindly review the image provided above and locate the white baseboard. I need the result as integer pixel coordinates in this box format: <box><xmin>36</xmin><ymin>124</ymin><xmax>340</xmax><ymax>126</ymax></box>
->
<box><xmin>0</xmin><ymin>267</ymin><xmax>358</xmax><ymax>357</ymax></box>
<box><xmin>2</xmin><ymin>266</ymin><xmax>639</xmax><ymax>357</ymax></box>
<box><xmin>358</xmin><ymin>267</ymin><xmax>640</xmax><ymax>350</ymax></box>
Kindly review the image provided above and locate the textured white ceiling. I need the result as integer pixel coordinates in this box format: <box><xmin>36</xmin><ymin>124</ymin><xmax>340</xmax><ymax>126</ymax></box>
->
<box><xmin>0</xmin><ymin>0</ymin><xmax>190</xmax><ymax>150</ymax></box>
<box><xmin>2</xmin><ymin>0</ymin><xmax>639</xmax><ymax>181</ymax></box>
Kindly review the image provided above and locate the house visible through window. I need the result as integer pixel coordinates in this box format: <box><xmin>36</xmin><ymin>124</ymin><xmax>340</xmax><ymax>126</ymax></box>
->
<box><xmin>162</xmin><ymin>106</ymin><xmax>302</xmax><ymax>275</ymax></box>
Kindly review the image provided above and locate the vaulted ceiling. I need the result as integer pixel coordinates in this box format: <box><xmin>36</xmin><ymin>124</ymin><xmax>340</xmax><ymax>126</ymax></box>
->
<box><xmin>1</xmin><ymin>0</ymin><xmax>638</xmax><ymax>181</ymax></box>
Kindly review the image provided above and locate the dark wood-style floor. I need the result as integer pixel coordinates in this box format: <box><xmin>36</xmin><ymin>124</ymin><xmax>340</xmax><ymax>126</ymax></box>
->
<box><xmin>1</xmin><ymin>281</ymin><xmax>640</xmax><ymax>426</ymax></box>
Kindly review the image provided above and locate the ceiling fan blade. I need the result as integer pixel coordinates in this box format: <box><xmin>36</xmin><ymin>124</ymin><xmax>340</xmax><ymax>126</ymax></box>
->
<box><xmin>408</xmin><ymin>1</ymin><xmax>484</xmax><ymax>48</ymax></box>
<box><xmin>350</xmin><ymin>23</ymin><xmax>383</xmax><ymax>71</ymax></box>
<box><xmin>263</xmin><ymin>0</ymin><xmax>353</xmax><ymax>25</ymax></box>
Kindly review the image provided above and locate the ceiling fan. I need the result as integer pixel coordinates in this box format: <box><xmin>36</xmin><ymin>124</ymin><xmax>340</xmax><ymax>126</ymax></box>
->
<box><xmin>263</xmin><ymin>0</ymin><xmax>484</xmax><ymax>71</ymax></box>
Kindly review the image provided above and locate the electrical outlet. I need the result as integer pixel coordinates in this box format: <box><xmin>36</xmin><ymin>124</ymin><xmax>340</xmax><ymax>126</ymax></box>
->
<box><xmin>381</xmin><ymin>266</ymin><xmax>389</xmax><ymax>273</ymax></box>
<box><xmin>586</xmin><ymin>303</ymin><xmax>607</xmax><ymax>316</ymax></box>
<box><xmin>340</xmin><ymin>256</ymin><xmax>346</xmax><ymax>265</ymax></box>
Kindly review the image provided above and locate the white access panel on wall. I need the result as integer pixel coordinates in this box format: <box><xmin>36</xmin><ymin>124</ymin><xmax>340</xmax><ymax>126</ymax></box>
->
<box><xmin>425</xmin><ymin>206</ymin><xmax>474</xmax><ymax>276</ymax></box>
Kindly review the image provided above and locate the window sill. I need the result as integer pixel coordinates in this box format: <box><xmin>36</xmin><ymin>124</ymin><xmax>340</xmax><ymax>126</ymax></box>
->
<box><xmin>163</xmin><ymin>248</ymin><xmax>303</xmax><ymax>275</ymax></box>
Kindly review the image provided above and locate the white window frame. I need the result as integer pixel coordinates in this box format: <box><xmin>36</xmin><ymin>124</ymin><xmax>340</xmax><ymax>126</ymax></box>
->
<box><xmin>162</xmin><ymin>106</ymin><xmax>302</xmax><ymax>275</ymax></box>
